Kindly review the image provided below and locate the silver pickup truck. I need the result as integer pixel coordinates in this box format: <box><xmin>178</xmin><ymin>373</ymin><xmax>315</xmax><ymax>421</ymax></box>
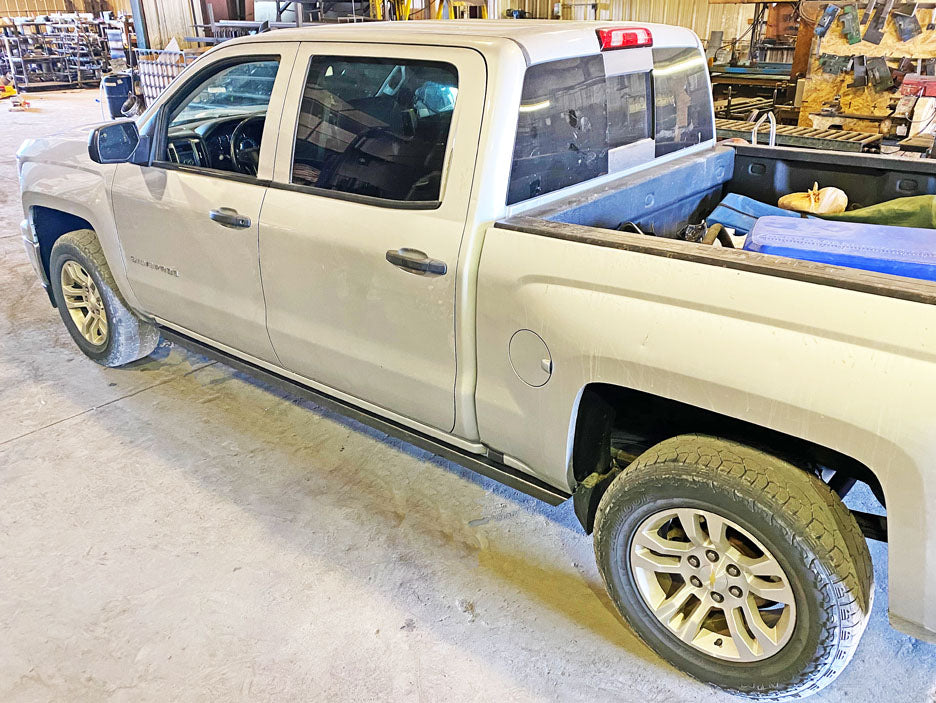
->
<box><xmin>17</xmin><ymin>20</ymin><xmax>936</xmax><ymax>700</ymax></box>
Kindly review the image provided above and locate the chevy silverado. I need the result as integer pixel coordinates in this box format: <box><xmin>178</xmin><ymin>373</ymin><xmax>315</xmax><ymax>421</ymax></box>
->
<box><xmin>17</xmin><ymin>20</ymin><xmax>936</xmax><ymax>699</ymax></box>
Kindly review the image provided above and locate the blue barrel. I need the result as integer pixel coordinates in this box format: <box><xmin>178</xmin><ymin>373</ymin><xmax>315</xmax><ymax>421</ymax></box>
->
<box><xmin>101</xmin><ymin>74</ymin><xmax>133</xmax><ymax>120</ymax></box>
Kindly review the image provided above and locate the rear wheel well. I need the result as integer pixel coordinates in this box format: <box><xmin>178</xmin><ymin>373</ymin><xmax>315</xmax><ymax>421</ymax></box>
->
<box><xmin>31</xmin><ymin>206</ymin><xmax>95</xmax><ymax>293</ymax></box>
<box><xmin>571</xmin><ymin>383</ymin><xmax>885</xmax><ymax>534</ymax></box>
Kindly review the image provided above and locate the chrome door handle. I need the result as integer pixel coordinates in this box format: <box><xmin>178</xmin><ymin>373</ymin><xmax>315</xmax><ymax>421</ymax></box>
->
<box><xmin>209</xmin><ymin>207</ymin><xmax>251</xmax><ymax>229</ymax></box>
<box><xmin>385</xmin><ymin>248</ymin><xmax>447</xmax><ymax>276</ymax></box>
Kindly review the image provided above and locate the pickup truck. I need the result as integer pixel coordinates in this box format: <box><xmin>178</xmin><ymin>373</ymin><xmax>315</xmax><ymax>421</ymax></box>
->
<box><xmin>16</xmin><ymin>20</ymin><xmax>936</xmax><ymax>700</ymax></box>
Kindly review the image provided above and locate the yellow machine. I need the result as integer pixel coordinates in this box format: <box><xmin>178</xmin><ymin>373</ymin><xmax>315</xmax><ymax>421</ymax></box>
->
<box><xmin>436</xmin><ymin>0</ymin><xmax>487</xmax><ymax>19</ymax></box>
<box><xmin>368</xmin><ymin>0</ymin><xmax>487</xmax><ymax>20</ymax></box>
<box><xmin>369</xmin><ymin>0</ymin><xmax>413</xmax><ymax>20</ymax></box>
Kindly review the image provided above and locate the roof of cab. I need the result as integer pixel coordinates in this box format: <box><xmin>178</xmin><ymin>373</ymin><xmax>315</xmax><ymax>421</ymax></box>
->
<box><xmin>233</xmin><ymin>20</ymin><xmax>701</xmax><ymax>65</ymax></box>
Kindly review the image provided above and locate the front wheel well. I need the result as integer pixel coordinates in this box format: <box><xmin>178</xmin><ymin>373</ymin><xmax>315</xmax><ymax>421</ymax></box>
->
<box><xmin>571</xmin><ymin>383</ymin><xmax>885</xmax><ymax>535</ymax></box>
<box><xmin>31</xmin><ymin>206</ymin><xmax>95</xmax><ymax>294</ymax></box>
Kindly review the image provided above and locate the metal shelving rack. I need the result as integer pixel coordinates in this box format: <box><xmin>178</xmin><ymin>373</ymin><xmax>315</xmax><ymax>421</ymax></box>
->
<box><xmin>0</xmin><ymin>18</ymin><xmax>110</xmax><ymax>91</ymax></box>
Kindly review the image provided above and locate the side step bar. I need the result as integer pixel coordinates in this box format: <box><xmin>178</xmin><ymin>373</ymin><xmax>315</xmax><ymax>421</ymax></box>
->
<box><xmin>159</xmin><ymin>327</ymin><xmax>571</xmax><ymax>507</ymax></box>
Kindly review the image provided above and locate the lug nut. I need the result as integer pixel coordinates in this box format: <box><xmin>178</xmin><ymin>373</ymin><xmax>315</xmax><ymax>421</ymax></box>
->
<box><xmin>706</xmin><ymin>549</ymin><xmax>720</xmax><ymax>563</ymax></box>
<box><xmin>711</xmin><ymin>591</ymin><xmax>724</xmax><ymax>603</ymax></box>
<box><xmin>726</xmin><ymin>564</ymin><xmax>740</xmax><ymax>577</ymax></box>
<box><xmin>729</xmin><ymin>585</ymin><xmax>743</xmax><ymax>598</ymax></box>
<box><xmin>690</xmin><ymin>576</ymin><xmax>702</xmax><ymax>588</ymax></box>
<box><xmin>687</xmin><ymin>555</ymin><xmax>700</xmax><ymax>568</ymax></box>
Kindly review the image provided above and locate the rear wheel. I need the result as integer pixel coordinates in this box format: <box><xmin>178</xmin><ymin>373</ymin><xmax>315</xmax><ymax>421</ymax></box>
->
<box><xmin>49</xmin><ymin>229</ymin><xmax>159</xmax><ymax>367</ymax></box>
<box><xmin>594</xmin><ymin>434</ymin><xmax>873</xmax><ymax>700</ymax></box>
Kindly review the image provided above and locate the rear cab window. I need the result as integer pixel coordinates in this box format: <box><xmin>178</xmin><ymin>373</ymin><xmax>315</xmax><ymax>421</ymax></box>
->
<box><xmin>508</xmin><ymin>37</ymin><xmax>713</xmax><ymax>206</ymax></box>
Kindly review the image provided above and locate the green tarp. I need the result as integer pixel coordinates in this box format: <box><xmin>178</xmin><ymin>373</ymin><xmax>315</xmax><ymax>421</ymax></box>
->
<box><xmin>820</xmin><ymin>195</ymin><xmax>936</xmax><ymax>229</ymax></box>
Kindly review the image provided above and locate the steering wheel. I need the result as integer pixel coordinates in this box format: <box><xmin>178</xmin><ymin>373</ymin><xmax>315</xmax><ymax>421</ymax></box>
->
<box><xmin>230</xmin><ymin>115</ymin><xmax>265</xmax><ymax>175</ymax></box>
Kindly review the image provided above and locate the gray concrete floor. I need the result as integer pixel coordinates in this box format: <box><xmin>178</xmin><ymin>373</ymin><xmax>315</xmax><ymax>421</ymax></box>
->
<box><xmin>0</xmin><ymin>89</ymin><xmax>934</xmax><ymax>703</ymax></box>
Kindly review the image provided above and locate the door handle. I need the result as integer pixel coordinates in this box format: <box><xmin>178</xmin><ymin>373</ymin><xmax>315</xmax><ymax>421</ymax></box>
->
<box><xmin>209</xmin><ymin>207</ymin><xmax>251</xmax><ymax>229</ymax></box>
<box><xmin>385</xmin><ymin>248</ymin><xmax>447</xmax><ymax>276</ymax></box>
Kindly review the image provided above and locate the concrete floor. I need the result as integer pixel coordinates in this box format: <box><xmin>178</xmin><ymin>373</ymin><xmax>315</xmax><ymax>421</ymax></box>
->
<box><xmin>0</xmin><ymin>89</ymin><xmax>934</xmax><ymax>703</ymax></box>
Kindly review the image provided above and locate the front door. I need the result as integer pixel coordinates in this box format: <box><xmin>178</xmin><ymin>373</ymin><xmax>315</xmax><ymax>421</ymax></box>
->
<box><xmin>112</xmin><ymin>42</ymin><xmax>297</xmax><ymax>362</ymax></box>
<box><xmin>260</xmin><ymin>43</ymin><xmax>486</xmax><ymax>431</ymax></box>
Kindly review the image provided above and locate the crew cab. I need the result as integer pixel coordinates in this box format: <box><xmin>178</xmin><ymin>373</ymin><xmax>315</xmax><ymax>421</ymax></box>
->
<box><xmin>17</xmin><ymin>20</ymin><xmax>936</xmax><ymax>699</ymax></box>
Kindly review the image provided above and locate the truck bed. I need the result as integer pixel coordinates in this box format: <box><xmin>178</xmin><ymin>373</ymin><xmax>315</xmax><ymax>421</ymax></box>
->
<box><xmin>501</xmin><ymin>144</ymin><xmax>936</xmax><ymax>306</ymax></box>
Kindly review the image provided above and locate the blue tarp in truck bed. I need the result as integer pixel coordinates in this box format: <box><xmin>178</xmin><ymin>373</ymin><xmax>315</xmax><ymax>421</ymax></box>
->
<box><xmin>744</xmin><ymin>216</ymin><xmax>936</xmax><ymax>282</ymax></box>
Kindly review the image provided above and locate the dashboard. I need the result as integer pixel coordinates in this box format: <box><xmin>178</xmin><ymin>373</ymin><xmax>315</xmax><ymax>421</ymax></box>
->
<box><xmin>165</xmin><ymin>114</ymin><xmax>259</xmax><ymax>172</ymax></box>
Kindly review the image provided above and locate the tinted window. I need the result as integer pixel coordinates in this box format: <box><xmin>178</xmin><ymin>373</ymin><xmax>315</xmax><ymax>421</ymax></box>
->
<box><xmin>607</xmin><ymin>71</ymin><xmax>652</xmax><ymax>149</ymax></box>
<box><xmin>652</xmin><ymin>47</ymin><xmax>713</xmax><ymax>157</ymax></box>
<box><xmin>509</xmin><ymin>56</ymin><xmax>608</xmax><ymax>206</ymax></box>
<box><xmin>508</xmin><ymin>56</ymin><xmax>651</xmax><ymax>205</ymax></box>
<box><xmin>291</xmin><ymin>56</ymin><xmax>458</xmax><ymax>202</ymax></box>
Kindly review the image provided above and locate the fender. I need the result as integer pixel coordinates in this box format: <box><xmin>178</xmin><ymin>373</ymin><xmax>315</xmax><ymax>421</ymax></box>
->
<box><xmin>18</xmin><ymin>130</ymin><xmax>145</xmax><ymax>313</ymax></box>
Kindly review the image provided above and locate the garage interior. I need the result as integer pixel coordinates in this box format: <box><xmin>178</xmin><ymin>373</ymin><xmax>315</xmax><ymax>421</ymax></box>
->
<box><xmin>3</xmin><ymin>1</ymin><xmax>936</xmax><ymax>701</ymax></box>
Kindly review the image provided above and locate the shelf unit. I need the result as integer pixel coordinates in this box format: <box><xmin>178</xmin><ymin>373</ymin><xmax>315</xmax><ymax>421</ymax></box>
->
<box><xmin>1</xmin><ymin>18</ymin><xmax>111</xmax><ymax>91</ymax></box>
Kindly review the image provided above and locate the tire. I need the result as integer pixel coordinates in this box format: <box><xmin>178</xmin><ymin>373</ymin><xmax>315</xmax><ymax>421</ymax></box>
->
<box><xmin>594</xmin><ymin>434</ymin><xmax>873</xmax><ymax>700</ymax></box>
<box><xmin>49</xmin><ymin>229</ymin><xmax>159</xmax><ymax>367</ymax></box>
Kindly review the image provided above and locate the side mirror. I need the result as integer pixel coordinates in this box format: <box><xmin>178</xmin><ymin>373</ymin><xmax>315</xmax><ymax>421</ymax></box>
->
<box><xmin>88</xmin><ymin>120</ymin><xmax>140</xmax><ymax>164</ymax></box>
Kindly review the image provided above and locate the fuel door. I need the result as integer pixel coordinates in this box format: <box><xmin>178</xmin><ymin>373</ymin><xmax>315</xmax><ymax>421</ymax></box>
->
<box><xmin>508</xmin><ymin>329</ymin><xmax>553</xmax><ymax>387</ymax></box>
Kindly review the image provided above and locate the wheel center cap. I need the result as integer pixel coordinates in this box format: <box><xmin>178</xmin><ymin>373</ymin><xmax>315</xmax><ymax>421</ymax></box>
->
<box><xmin>710</xmin><ymin>569</ymin><xmax>729</xmax><ymax>593</ymax></box>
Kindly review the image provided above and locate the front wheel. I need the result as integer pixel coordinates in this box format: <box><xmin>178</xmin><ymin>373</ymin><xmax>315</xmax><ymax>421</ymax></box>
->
<box><xmin>49</xmin><ymin>229</ymin><xmax>159</xmax><ymax>367</ymax></box>
<box><xmin>594</xmin><ymin>435</ymin><xmax>873</xmax><ymax>700</ymax></box>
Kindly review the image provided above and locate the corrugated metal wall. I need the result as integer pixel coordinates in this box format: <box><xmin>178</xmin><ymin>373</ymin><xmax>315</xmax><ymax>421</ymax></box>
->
<box><xmin>137</xmin><ymin>0</ymin><xmax>202</xmax><ymax>49</ymax></box>
<box><xmin>489</xmin><ymin>0</ymin><xmax>753</xmax><ymax>41</ymax></box>
<box><xmin>0</xmin><ymin>0</ymin><xmax>130</xmax><ymax>14</ymax></box>
<box><xmin>3</xmin><ymin>0</ymin><xmax>752</xmax><ymax>49</ymax></box>
<box><xmin>610</xmin><ymin>0</ymin><xmax>753</xmax><ymax>40</ymax></box>
<box><xmin>0</xmin><ymin>0</ymin><xmax>74</xmax><ymax>12</ymax></box>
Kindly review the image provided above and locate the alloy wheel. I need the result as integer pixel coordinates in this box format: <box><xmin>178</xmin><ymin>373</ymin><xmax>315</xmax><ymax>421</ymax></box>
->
<box><xmin>629</xmin><ymin>507</ymin><xmax>796</xmax><ymax>662</ymax></box>
<box><xmin>60</xmin><ymin>260</ymin><xmax>108</xmax><ymax>346</ymax></box>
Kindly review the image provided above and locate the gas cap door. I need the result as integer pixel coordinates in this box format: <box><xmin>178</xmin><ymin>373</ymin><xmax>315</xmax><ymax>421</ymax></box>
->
<box><xmin>508</xmin><ymin>330</ymin><xmax>553</xmax><ymax>387</ymax></box>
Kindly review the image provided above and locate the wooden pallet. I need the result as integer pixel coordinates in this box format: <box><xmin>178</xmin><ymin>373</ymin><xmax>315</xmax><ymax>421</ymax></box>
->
<box><xmin>715</xmin><ymin>118</ymin><xmax>883</xmax><ymax>153</ymax></box>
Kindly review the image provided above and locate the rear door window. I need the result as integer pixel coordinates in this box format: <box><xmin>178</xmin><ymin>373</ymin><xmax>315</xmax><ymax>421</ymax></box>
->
<box><xmin>291</xmin><ymin>56</ymin><xmax>458</xmax><ymax>202</ymax></box>
<box><xmin>651</xmin><ymin>47</ymin><xmax>713</xmax><ymax>157</ymax></box>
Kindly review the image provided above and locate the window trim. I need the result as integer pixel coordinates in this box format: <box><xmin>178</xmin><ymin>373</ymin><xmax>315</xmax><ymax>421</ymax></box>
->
<box><xmin>267</xmin><ymin>180</ymin><xmax>441</xmax><ymax>210</ymax></box>
<box><xmin>148</xmin><ymin>53</ymin><xmax>282</xmax><ymax>185</ymax></box>
<box><xmin>280</xmin><ymin>52</ymin><xmax>459</xmax><ymax>211</ymax></box>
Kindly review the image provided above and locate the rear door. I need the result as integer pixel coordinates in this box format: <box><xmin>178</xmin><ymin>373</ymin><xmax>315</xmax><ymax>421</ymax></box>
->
<box><xmin>259</xmin><ymin>43</ymin><xmax>485</xmax><ymax>431</ymax></box>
